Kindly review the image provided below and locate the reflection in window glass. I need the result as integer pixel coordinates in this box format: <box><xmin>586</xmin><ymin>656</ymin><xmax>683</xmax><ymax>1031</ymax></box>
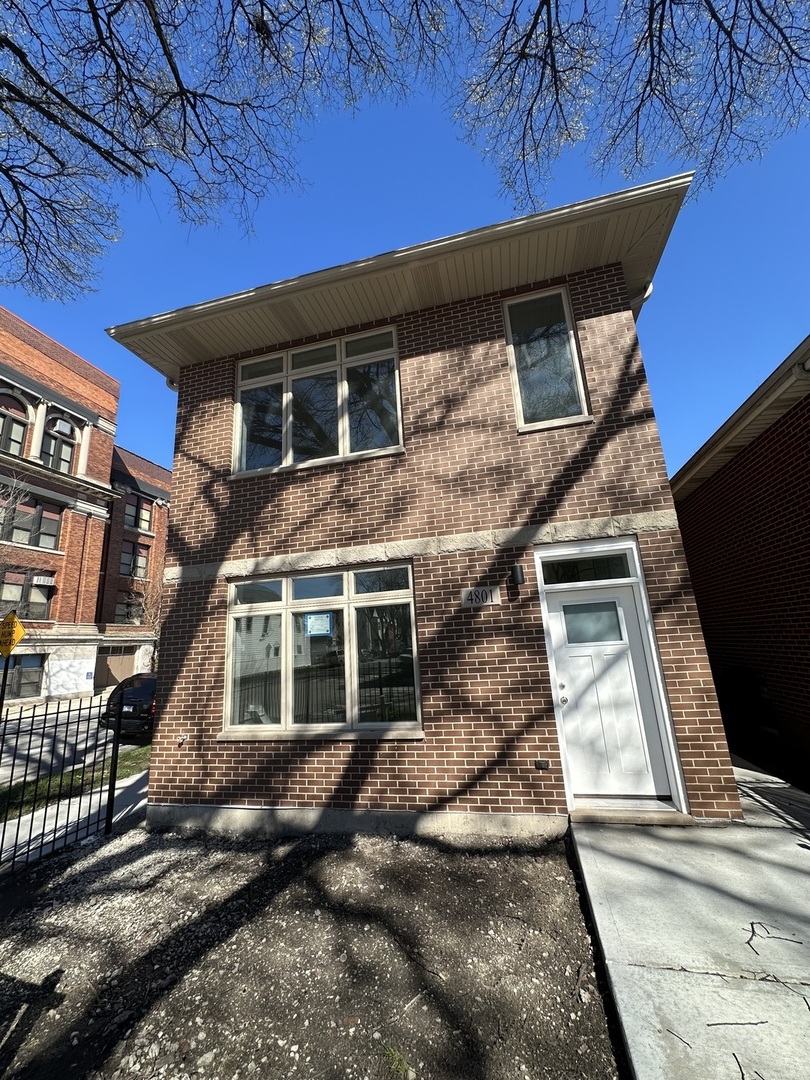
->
<box><xmin>293</xmin><ymin>609</ymin><xmax>345</xmax><ymax>724</ymax></box>
<box><xmin>293</xmin><ymin>575</ymin><xmax>343</xmax><ymax>600</ymax></box>
<box><xmin>292</xmin><ymin>373</ymin><xmax>338</xmax><ymax>462</ymax></box>
<box><xmin>356</xmin><ymin>603</ymin><xmax>417</xmax><ymax>724</ymax></box>
<box><xmin>228</xmin><ymin>565</ymin><xmax>419</xmax><ymax>730</ymax></box>
<box><xmin>231</xmin><ymin>614</ymin><xmax>283</xmax><ymax>724</ymax></box>
<box><xmin>508</xmin><ymin>293</ymin><xmax>583</xmax><ymax>424</ymax></box>
<box><xmin>241</xmin><ymin>384</ymin><xmax>283</xmax><ymax>470</ymax></box>
<box><xmin>354</xmin><ymin>567</ymin><xmax>409</xmax><ymax>593</ymax></box>
<box><xmin>563</xmin><ymin>602</ymin><xmax>622</xmax><ymax>644</ymax></box>
<box><xmin>543</xmin><ymin>554</ymin><xmax>630</xmax><ymax>584</ymax></box>
<box><xmin>348</xmin><ymin>360</ymin><xmax>399</xmax><ymax>453</ymax></box>
<box><xmin>234</xmin><ymin>580</ymin><xmax>283</xmax><ymax>605</ymax></box>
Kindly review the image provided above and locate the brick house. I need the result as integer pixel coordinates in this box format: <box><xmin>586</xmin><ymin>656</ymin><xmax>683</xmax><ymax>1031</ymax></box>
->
<box><xmin>672</xmin><ymin>335</ymin><xmax>810</xmax><ymax>791</ymax></box>
<box><xmin>0</xmin><ymin>307</ymin><xmax>170</xmax><ymax>700</ymax></box>
<box><xmin>108</xmin><ymin>175</ymin><xmax>742</xmax><ymax>836</ymax></box>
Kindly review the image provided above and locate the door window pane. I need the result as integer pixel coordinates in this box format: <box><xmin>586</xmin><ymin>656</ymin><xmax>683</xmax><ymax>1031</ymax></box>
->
<box><xmin>231</xmin><ymin>614</ymin><xmax>282</xmax><ymax>724</ymax></box>
<box><xmin>292</xmin><ymin>373</ymin><xmax>338</xmax><ymax>462</ymax></box>
<box><xmin>543</xmin><ymin>554</ymin><xmax>630</xmax><ymax>584</ymax></box>
<box><xmin>563</xmin><ymin>601</ymin><xmax>622</xmax><ymax>644</ymax></box>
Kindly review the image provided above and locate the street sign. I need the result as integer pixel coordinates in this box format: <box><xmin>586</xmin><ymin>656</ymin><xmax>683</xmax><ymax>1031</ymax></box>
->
<box><xmin>0</xmin><ymin>611</ymin><xmax>25</xmax><ymax>658</ymax></box>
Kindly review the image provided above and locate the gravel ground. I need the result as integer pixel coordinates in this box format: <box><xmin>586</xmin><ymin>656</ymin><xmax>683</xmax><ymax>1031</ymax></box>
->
<box><xmin>0</xmin><ymin>817</ymin><xmax>624</xmax><ymax>1080</ymax></box>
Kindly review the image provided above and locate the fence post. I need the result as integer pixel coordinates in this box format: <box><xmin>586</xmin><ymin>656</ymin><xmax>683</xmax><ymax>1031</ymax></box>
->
<box><xmin>103</xmin><ymin>693</ymin><xmax>123</xmax><ymax>835</ymax></box>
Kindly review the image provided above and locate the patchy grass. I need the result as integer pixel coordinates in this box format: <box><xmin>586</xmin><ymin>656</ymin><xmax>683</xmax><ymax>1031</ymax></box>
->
<box><xmin>0</xmin><ymin>744</ymin><xmax>150</xmax><ymax>819</ymax></box>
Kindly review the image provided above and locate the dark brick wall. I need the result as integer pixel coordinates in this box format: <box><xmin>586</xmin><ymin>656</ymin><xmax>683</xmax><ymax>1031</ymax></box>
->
<box><xmin>676</xmin><ymin>392</ymin><xmax>810</xmax><ymax>786</ymax></box>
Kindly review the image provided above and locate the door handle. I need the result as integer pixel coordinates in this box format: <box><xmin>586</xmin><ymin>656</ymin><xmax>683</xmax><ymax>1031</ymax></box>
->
<box><xmin>560</xmin><ymin>696</ymin><xmax>568</xmax><ymax>705</ymax></box>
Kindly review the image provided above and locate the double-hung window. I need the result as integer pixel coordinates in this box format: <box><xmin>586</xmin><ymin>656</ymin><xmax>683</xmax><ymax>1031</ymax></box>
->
<box><xmin>124</xmin><ymin>494</ymin><xmax>153</xmax><ymax>531</ymax></box>
<box><xmin>0</xmin><ymin>394</ymin><xmax>27</xmax><ymax>456</ymax></box>
<box><xmin>0</xmin><ymin>498</ymin><xmax>61</xmax><ymax>549</ymax></box>
<box><xmin>41</xmin><ymin>416</ymin><xmax>77</xmax><ymax>473</ymax></box>
<box><xmin>504</xmin><ymin>290</ymin><xmax>589</xmax><ymax>429</ymax></box>
<box><xmin>120</xmin><ymin>540</ymin><xmax>149</xmax><ymax>579</ymax></box>
<box><xmin>0</xmin><ymin>570</ymin><xmax>54</xmax><ymax>619</ymax></box>
<box><xmin>237</xmin><ymin>329</ymin><xmax>402</xmax><ymax>472</ymax></box>
<box><xmin>227</xmin><ymin>565</ymin><xmax>420</xmax><ymax>735</ymax></box>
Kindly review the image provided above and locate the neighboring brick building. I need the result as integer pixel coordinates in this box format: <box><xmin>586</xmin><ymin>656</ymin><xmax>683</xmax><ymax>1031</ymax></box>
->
<box><xmin>108</xmin><ymin>175</ymin><xmax>742</xmax><ymax>835</ymax></box>
<box><xmin>672</xmin><ymin>335</ymin><xmax>810</xmax><ymax>791</ymax></box>
<box><xmin>0</xmin><ymin>307</ymin><xmax>170</xmax><ymax>700</ymax></box>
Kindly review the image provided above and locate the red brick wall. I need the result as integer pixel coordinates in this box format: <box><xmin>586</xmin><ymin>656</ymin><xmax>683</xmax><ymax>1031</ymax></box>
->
<box><xmin>676</xmin><ymin>393</ymin><xmax>810</xmax><ymax>786</ymax></box>
<box><xmin>153</xmin><ymin>265</ymin><xmax>740</xmax><ymax>820</ymax></box>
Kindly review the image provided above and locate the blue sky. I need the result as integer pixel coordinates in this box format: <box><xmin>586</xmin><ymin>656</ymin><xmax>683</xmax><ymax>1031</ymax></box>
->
<box><xmin>2</xmin><ymin>94</ymin><xmax>808</xmax><ymax>475</ymax></box>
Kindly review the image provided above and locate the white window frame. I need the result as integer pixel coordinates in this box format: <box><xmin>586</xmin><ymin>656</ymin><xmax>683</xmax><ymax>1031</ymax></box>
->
<box><xmin>234</xmin><ymin>327</ymin><xmax>404</xmax><ymax>474</ymax></box>
<box><xmin>503</xmin><ymin>288</ymin><xmax>591</xmax><ymax>432</ymax></box>
<box><xmin>221</xmin><ymin>564</ymin><xmax>423</xmax><ymax>740</ymax></box>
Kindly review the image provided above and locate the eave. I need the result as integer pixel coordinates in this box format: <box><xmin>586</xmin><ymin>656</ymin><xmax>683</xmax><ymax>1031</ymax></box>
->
<box><xmin>107</xmin><ymin>173</ymin><xmax>693</xmax><ymax>385</ymax></box>
<box><xmin>671</xmin><ymin>334</ymin><xmax>810</xmax><ymax>502</ymax></box>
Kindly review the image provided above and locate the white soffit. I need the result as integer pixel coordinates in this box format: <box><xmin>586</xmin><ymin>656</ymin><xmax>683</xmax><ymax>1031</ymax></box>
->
<box><xmin>107</xmin><ymin>174</ymin><xmax>693</xmax><ymax>383</ymax></box>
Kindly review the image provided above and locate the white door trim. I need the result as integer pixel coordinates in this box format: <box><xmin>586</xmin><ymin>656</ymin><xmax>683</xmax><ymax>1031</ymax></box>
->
<box><xmin>535</xmin><ymin>537</ymin><xmax>688</xmax><ymax>813</ymax></box>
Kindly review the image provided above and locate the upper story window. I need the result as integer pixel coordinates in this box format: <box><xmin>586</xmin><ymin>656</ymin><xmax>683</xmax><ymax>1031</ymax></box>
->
<box><xmin>0</xmin><ymin>394</ymin><xmax>28</xmax><ymax>456</ymax></box>
<box><xmin>504</xmin><ymin>290</ymin><xmax>589</xmax><ymax>430</ymax></box>
<box><xmin>124</xmin><ymin>494</ymin><xmax>153</xmax><ymax>531</ymax></box>
<box><xmin>0</xmin><ymin>497</ymin><xmax>61</xmax><ymax>549</ymax></box>
<box><xmin>237</xmin><ymin>329</ymin><xmax>402</xmax><ymax>472</ymax></box>
<box><xmin>120</xmin><ymin>540</ymin><xmax>149</xmax><ymax>579</ymax></box>
<box><xmin>41</xmin><ymin>416</ymin><xmax>76</xmax><ymax>474</ymax></box>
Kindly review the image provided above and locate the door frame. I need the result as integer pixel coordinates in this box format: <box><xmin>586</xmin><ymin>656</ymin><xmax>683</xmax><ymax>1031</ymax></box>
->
<box><xmin>534</xmin><ymin>536</ymin><xmax>688</xmax><ymax>813</ymax></box>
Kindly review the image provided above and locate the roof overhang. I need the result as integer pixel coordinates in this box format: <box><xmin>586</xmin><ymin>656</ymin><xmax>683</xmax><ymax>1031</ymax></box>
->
<box><xmin>107</xmin><ymin>173</ymin><xmax>693</xmax><ymax>386</ymax></box>
<box><xmin>671</xmin><ymin>334</ymin><xmax>810</xmax><ymax>501</ymax></box>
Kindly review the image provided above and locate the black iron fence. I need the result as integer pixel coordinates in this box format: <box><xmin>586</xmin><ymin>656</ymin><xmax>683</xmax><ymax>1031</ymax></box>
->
<box><xmin>0</xmin><ymin>693</ymin><xmax>126</xmax><ymax>871</ymax></box>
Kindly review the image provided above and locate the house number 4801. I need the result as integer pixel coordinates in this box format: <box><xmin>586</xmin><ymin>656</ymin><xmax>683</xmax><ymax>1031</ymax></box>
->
<box><xmin>461</xmin><ymin>586</ymin><xmax>502</xmax><ymax>607</ymax></box>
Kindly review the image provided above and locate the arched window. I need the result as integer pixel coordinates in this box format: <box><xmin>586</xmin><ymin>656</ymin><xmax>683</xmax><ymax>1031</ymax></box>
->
<box><xmin>0</xmin><ymin>394</ymin><xmax>28</xmax><ymax>456</ymax></box>
<box><xmin>41</xmin><ymin>415</ymin><xmax>76</xmax><ymax>474</ymax></box>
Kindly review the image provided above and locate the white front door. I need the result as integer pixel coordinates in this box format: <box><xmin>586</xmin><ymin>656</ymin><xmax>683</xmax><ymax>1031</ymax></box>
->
<box><xmin>545</xmin><ymin>584</ymin><xmax>671</xmax><ymax>799</ymax></box>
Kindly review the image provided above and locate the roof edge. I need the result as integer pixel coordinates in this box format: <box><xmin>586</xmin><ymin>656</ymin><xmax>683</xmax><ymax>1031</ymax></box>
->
<box><xmin>107</xmin><ymin>173</ymin><xmax>693</xmax><ymax>345</ymax></box>
<box><xmin>671</xmin><ymin>334</ymin><xmax>810</xmax><ymax>499</ymax></box>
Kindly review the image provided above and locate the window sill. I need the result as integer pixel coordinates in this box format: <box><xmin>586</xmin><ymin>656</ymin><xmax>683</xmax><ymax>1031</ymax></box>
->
<box><xmin>517</xmin><ymin>413</ymin><xmax>593</xmax><ymax>434</ymax></box>
<box><xmin>0</xmin><ymin>539</ymin><xmax>64</xmax><ymax>556</ymax></box>
<box><xmin>217</xmin><ymin>725</ymin><xmax>424</xmax><ymax>743</ymax></box>
<box><xmin>123</xmin><ymin>525</ymin><xmax>156</xmax><ymax>538</ymax></box>
<box><xmin>229</xmin><ymin>444</ymin><xmax>405</xmax><ymax>480</ymax></box>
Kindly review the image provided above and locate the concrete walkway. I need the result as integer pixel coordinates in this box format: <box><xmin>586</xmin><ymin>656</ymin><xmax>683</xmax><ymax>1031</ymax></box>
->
<box><xmin>1</xmin><ymin>769</ymin><xmax>148</xmax><ymax>869</ymax></box>
<box><xmin>572</xmin><ymin>761</ymin><xmax>810</xmax><ymax>1080</ymax></box>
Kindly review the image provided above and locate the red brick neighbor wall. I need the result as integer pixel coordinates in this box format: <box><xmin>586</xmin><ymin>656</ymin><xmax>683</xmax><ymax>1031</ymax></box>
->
<box><xmin>151</xmin><ymin>264</ymin><xmax>741</xmax><ymax>824</ymax></box>
<box><xmin>676</xmin><ymin>393</ymin><xmax>810</xmax><ymax>788</ymax></box>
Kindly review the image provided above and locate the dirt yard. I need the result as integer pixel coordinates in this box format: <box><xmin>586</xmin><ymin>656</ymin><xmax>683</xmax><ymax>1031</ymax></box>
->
<box><xmin>0</xmin><ymin>820</ymin><xmax>624</xmax><ymax>1079</ymax></box>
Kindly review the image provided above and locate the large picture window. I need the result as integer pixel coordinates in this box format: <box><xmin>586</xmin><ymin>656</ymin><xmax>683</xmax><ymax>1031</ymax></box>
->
<box><xmin>504</xmin><ymin>290</ymin><xmax>588</xmax><ymax>428</ymax></box>
<box><xmin>237</xmin><ymin>329</ymin><xmax>402</xmax><ymax>472</ymax></box>
<box><xmin>228</xmin><ymin>565</ymin><xmax>420</xmax><ymax>734</ymax></box>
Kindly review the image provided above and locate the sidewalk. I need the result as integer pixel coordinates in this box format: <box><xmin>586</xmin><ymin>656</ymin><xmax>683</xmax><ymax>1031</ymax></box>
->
<box><xmin>572</xmin><ymin>761</ymin><xmax>810</xmax><ymax>1080</ymax></box>
<box><xmin>1</xmin><ymin>768</ymin><xmax>148</xmax><ymax>869</ymax></box>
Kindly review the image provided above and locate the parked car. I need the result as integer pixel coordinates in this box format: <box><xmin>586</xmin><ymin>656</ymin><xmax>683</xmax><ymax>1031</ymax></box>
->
<box><xmin>100</xmin><ymin>674</ymin><xmax>157</xmax><ymax>737</ymax></box>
